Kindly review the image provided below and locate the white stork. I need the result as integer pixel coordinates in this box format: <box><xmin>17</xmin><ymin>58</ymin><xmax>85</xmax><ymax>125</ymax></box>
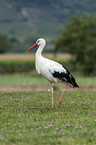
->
<box><xmin>26</xmin><ymin>38</ymin><xmax>79</xmax><ymax>108</ymax></box>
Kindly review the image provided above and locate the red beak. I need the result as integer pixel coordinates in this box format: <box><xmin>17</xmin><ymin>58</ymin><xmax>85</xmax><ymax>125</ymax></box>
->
<box><xmin>25</xmin><ymin>43</ymin><xmax>37</xmax><ymax>53</ymax></box>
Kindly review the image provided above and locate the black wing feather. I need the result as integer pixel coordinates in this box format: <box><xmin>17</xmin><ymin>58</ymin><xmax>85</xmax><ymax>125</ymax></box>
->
<box><xmin>52</xmin><ymin>66</ymin><xmax>79</xmax><ymax>88</ymax></box>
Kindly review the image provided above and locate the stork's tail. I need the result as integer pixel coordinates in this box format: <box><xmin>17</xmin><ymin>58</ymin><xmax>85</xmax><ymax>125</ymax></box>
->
<box><xmin>63</xmin><ymin>66</ymin><xmax>79</xmax><ymax>88</ymax></box>
<box><xmin>69</xmin><ymin>76</ymin><xmax>79</xmax><ymax>88</ymax></box>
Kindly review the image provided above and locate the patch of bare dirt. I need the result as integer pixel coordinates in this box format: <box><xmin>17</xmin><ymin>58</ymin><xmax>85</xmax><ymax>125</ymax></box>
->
<box><xmin>0</xmin><ymin>86</ymin><xmax>95</xmax><ymax>92</ymax></box>
<box><xmin>0</xmin><ymin>86</ymin><xmax>46</xmax><ymax>92</ymax></box>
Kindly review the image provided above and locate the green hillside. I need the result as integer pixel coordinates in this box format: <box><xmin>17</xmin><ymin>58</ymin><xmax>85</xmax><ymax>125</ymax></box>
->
<box><xmin>0</xmin><ymin>0</ymin><xmax>96</xmax><ymax>41</ymax></box>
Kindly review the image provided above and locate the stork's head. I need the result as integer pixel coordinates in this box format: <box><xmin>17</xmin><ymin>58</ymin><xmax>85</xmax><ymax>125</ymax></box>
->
<box><xmin>36</xmin><ymin>38</ymin><xmax>46</xmax><ymax>46</ymax></box>
<box><xmin>25</xmin><ymin>38</ymin><xmax>46</xmax><ymax>53</ymax></box>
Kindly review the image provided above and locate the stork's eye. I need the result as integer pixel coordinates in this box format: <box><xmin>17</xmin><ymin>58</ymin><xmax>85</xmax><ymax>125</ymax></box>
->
<box><xmin>36</xmin><ymin>40</ymin><xmax>40</xmax><ymax>45</ymax></box>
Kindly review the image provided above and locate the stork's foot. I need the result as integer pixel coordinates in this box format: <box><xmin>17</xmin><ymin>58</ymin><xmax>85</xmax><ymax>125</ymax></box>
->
<box><xmin>59</xmin><ymin>99</ymin><xmax>61</xmax><ymax>107</ymax></box>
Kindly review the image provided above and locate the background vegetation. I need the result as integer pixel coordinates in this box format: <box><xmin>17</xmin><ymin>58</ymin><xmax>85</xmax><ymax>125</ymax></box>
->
<box><xmin>0</xmin><ymin>14</ymin><xmax>96</xmax><ymax>76</ymax></box>
<box><xmin>55</xmin><ymin>14</ymin><xmax>96</xmax><ymax>76</ymax></box>
<box><xmin>0</xmin><ymin>1</ymin><xmax>96</xmax><ymax>76</ymax></box>
<box><xmin>1</xmin><ymin>0</ymin><xmax>96</xmax><ymax>42</ymax></box>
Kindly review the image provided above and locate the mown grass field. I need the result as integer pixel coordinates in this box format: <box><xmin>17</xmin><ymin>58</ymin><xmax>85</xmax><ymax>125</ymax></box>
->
<box><xmin>0</xmin><ymin>75</ymin><xmax>96</xmax><ymax>90</ymax></box>
<box><xmin>0</xmin><ymin>91</ymin><xmax>96</xmax><ymax>145</ymax></box>
<box><xmin>0</xmin><ymin>53</ymin><xmax>96</xmax><ymax>144</ymax></box>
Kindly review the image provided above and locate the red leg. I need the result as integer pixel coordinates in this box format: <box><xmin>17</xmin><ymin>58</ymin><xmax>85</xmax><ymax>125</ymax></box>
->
<box><xmin>59</xmin><ymin>83</ymin><xmax>67</xmax><ymax>107</ymax></box>
<box><xmin>50</xmin><ymin>83</ymin><xmax>53</xmax><ymax>108</ymax></box>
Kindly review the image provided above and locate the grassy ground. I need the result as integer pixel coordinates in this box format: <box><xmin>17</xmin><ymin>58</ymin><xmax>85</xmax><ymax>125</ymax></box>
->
<box><xmin>0</xmin><ymin>54</ymin><xmax>96</xmax><ymax>144</ymax></box>
<box><xmin>0</xmin><ymin>91</ymin><xmax>96</xmax><ymax>145</ymax></box>
<box><xmin>0</xmin><ymin>74</ymin><xmax>96</xmax><ymax>90</ymax></box>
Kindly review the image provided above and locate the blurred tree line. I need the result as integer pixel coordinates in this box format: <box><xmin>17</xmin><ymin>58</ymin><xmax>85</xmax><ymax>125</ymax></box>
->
<box><xmin>0</xmin><ymin>32</ymin><xmax>39</xmax><ymax>53</ymax></box>
<box><xmin>0</xmin><ymin>34</ymin><xmax>12</xmax><ymax>53</ymax></box>
<box><xmin>55</xmin><ymin>14</ymin><xmax>96</xmax><ymax>76</ymax></box>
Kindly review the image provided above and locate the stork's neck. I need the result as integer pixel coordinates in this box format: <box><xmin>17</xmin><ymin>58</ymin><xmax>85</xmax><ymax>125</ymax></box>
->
<box><xmin>35</xmin><ymin>44</ymin><xmax>45</xmax><ymax>73</ymax></box>
<box><xmin>36</xmin><ymin>44</ymin><xmax>44</xmax><ymax>57</ymax></box>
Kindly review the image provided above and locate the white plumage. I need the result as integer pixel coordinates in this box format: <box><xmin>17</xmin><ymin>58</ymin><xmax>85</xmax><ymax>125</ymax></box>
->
<box><xmin>26</xmin><ymin>38</ymin><xmax>79</xmax><ymax>108</ymax></box>
<box><xmin>36</xmin><ymin>55</ymin><xmax>66</xmax><ymax>83</ymax></box>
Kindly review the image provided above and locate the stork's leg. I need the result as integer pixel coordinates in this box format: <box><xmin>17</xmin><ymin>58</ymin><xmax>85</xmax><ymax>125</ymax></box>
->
<box><xmin>50</xmin><ymin>83</ymin><xmax>53</xmax><ymax>108</ymax></box>
<box><xmin>59</xmin><ymin>83</ymin><xmax>68</xmax><ymax>107</ymax></box>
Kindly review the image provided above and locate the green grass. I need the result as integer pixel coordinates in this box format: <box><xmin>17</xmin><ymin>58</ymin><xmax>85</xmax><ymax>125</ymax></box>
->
<box><xmin>0</xmin><ymin>74</ymin><xmax>96</xmax><ymax>89</ymax></box>
<box><xmin>0</xmin><ymin>75</ymin><xmax>48</xmax><ymax>87</ymax></box>
<box><xmin>0</xmin><ymin>91</ymin><xmax>96</xmax><ymax>144</ymax></box>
